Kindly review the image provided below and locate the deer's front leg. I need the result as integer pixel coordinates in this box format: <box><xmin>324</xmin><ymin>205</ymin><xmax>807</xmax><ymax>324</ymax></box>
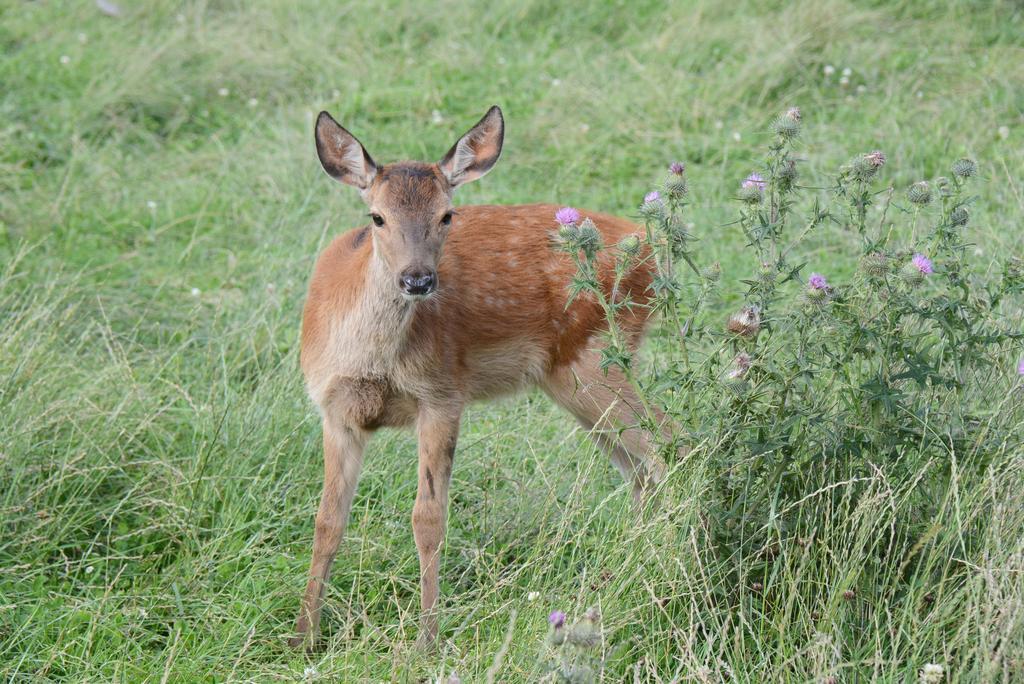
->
<box><xmin>412</xmin><ymin>404</ymin><xmax>460</xmax><ymax>648</ymax></box>
<box><xmin>289</xmin><ymin>422</ymin><xmax>367</xmax><ymax>649</ymax></box>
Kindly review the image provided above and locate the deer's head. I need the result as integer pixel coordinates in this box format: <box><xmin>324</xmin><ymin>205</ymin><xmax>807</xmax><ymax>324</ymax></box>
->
<box><xmin>314</xmin><ymin>106</ymin><xmax>504</xmax><ymax>300</ymax></box>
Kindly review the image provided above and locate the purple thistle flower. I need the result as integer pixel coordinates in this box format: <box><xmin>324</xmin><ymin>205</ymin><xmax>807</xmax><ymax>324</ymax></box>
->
<box><xmin>808</xmin><ymin>272</ymin><xmax>829</xmax><ymax>290</ymax></box>
<box><xmin>865</xmin><ymin>150</ymin><xmax>886</xmax><ymax>168</ymax></box>
<box><xmin>643</xmin><ymin>190</ymin><xmax>662</xmax><ymax>205</ymax></box>
<box><xmin>1017</xmin><ymin>358</ymin><xmax>1024</xmax><ymax>376</ymax></box>
<box><xmin>911</xmin><ymin>253</ymin><xmax>934</xmax><ymax>275</ymax></box>
<box><xmin>741</xmin><ymin>173</ymin><xmax>766</xmax><ymax>192</ymax></box>
<box><xmin>554</xmin><ymin>207</ymin><xmax>580</xmax><ymax>226</ymax></box>
<box><xmin>548</xmin><ymin>610</ymin><xmax>566</xmax><ymax>628</ymax></box>
<box><xmin>669</xmin><ymin>161</ymin><xmax>685</xmax><ymax>175</ymax></box>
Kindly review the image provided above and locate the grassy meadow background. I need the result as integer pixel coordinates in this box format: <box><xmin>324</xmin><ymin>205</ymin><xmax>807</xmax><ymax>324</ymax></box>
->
<box><xmin>2</xmin><ymin>0</ymin><xmax>1023</xmax><ymax>681</ymax></box>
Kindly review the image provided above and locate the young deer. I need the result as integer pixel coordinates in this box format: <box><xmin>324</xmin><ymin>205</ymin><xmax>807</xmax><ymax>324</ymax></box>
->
<box><xmin>291</xmin><ymin>106</ymin><xmax>671</xmax><ymax>649</ymax></box>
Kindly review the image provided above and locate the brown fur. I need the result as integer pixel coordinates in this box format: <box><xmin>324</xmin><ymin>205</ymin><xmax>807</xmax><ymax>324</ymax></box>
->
<box><xmin>290</xmin><ymin>108</ymin><xmax>675</xmax><ymax>650</ymax></box>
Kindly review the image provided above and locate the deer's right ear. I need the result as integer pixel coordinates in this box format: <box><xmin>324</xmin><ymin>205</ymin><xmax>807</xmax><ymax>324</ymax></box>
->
<box><xmin>314</xmin><ymin>111</ymin><xmax>377</xmax><ymax>190</ymax></box>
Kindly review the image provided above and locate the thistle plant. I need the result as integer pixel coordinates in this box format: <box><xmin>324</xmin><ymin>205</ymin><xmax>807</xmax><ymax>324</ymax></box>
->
<box><xmin>555</xmin><ymin>209</ymin><xmax>630</xmax><ymax>373</ymax></box>
<box><xmin>538</xmin><ymin>608</ymin><xmax>604</xmax><ymax>683</ymax></box>
<box><xmin>556</xmin><ymin>107</ymin><xmax>1024</xmax><ymax>583</ymax></box>
<box><xmin>835</xmin><ymin>149</ymin><xmax>888</xmax><ymax>238</ymax></box>
<box><xmin>554</xmin><ymin>207</ymin><xmax>662</xmax><ymax>435</ymax></box>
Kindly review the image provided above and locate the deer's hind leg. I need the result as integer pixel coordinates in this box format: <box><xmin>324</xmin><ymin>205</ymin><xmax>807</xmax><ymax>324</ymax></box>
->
<box><xmin>541</xmin><ymin>349</ymin><xmax>669</xmax><ymax>502</ymax></box>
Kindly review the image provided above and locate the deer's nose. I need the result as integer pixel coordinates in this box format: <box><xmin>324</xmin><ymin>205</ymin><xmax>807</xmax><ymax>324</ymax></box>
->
<box><xmin>399</xmin><ymin>269</ymin><xmax>436</xmax><ymax>296</ymax></box>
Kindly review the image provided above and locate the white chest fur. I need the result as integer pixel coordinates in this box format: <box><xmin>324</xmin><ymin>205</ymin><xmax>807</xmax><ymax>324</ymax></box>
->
<box><xmin>305</xmin><ymin>258</ymin><xmax>413</xmax><ymax>408</ymax></box>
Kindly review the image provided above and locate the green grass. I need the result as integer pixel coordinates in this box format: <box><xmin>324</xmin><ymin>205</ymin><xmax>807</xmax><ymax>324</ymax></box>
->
<box><xmin>2</xmin><ymin>0</ymin><xmax>1023</xmax><ymax>680</ymax></box>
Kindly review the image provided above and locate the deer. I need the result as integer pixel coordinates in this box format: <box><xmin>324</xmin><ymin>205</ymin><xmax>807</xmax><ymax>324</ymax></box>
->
<box><xmin>290</xmin><ymin>105</ymin><xmax>675</xmax><ymax>650</ymax></box>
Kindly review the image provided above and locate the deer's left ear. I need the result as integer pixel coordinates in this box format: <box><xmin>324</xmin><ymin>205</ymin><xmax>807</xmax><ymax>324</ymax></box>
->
<box><xmin>438</xmin><ymin>106</ymin><xmax>504</xmax><ymax>188</ymax></box>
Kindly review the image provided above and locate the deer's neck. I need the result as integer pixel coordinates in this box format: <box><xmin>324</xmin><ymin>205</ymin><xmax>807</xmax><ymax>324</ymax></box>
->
<box><xmin>336</xmin><ymin>252</ymin><xmax>415</xmax><ymax>373</ymax></box>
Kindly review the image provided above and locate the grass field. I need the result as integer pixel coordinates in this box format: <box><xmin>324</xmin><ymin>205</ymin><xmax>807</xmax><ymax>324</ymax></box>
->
<box><xmin>2</xmin><ymin>0</ymin><xmax>1023</xmax><ymax>681</ymax></box>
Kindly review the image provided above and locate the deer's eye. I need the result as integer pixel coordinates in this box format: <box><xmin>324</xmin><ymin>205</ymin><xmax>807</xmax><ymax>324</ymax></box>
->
<box><xmin>441</xmin><ymin>212</ymin><xmax>453</xmax><ymax>226</ymax></box>
<box><xmin>370</xmin><ymin>213</ymin><xmax>385</xmax><ymax>227</ymax></box>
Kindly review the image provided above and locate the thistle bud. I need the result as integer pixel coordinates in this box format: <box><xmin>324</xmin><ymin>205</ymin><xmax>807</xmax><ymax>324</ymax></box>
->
<box><xmin>741</xmin><ymin>184</ymin><xmax>765</xmax><ymax>202</ymax></box>
<box><xmin>726</xmin><ymin>305</ymin><xmax>761</xmax><ymax>338</ymax></box>
<box><xmin>664</xmin><ymin>173</ymin><xmax>689</xmax><ymax>200</ymax></box>
<box><xmin>566</xmin><ymin>610</ymin><xmax>601</xmax><ymax>648</ymax></box>
<box><xmin>805</xmin><ymin>272</ymin><xmax>830</xmax><ymax>305</ymax></box>
<box><xmin>850</xmin><ymin>156</ymin><xmax>875</xmax><ymax>181</ymax></box>
<box><xmin>805</xmin><ymin>285</ymin><xmax>829</xmax><ymax>302</ymax></box>
<box><xmin>759</xmin><ymin>262</ymin><xmax>776</xmax><ymax>285</ymax></box>
<box><xmin>618</xmin><ymin>234</ymin><xmax>641</xmax><ymax>256</ymax></box>
<box><xmin>702</xmin><ymin>261</ymin><xmax>722</xmax><ymax>284</ymax></box>
<box><xmin>907</xmin><ymin>181</ymin><xmax>933</xmax><ymax>206</ymax></box>
<box><xmin>847</xmin><ymin>151</ymin><xmax>885</xmax><ymax>182</ymax></box>
<box><xmin>949</xmin><ymin>205</ymin><xmax>969</xmax><ymax>227</ymax></box>
<box><xmin>639</xmin><ymin>190</ymin><xmax>666</xmax><ymax>221</ymax></box>
<box><xmin>865</xmin><ymin>150</ymin><xmax>886</xmax><ymax>168</ymax></box>
<box><xmin>951</xmin><ymin>158</ymin><xmax>977</xmax><ymax>178</ymax></box>
<box><xmin>576</xmin><ymin>218</ymin><xmax>602</xmax><ymax>258</ymax></box>
<box><xmin>778</xmin><ymin>159</ymin><xmax>799</xmax><ymax>183</ymax></box>
<box><xmin>738</xmin><ymin>172</ymin><xmax>765</xmax><ymax>204</ymax></box>
<box><xmin>935</xmin><ymin>176</ymin><xmax>953</xmax><ymax>198</ymax></box>
<box><xmin>860</xmin><ymin>252</ymin><xmax>890</xmax><ymax>278</ymax></box>
<box><xmin>901</xmin><ymin>261</ymin><xmax>925</xmax><ymax>287</ymax></box>
<box><xmin>548</xmin><ymin>609</ymin><xmax>567</xmax><ymax>645</ymax></box>
<box><xmin>772</xmin><ymin>108</ymin><xmax>801</xmax><ymax>140</ymax></box>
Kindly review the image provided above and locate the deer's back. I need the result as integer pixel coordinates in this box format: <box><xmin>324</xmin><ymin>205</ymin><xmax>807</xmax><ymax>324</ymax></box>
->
<box><xmin>431</xmin><ymin>204</ymin><xmax>653</xmax><ymax>364</ymax></box>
